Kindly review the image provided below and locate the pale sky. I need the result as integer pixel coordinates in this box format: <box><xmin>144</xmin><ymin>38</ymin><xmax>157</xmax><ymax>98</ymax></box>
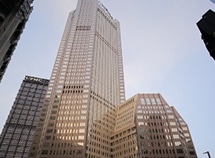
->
<box><xmin>0</xmin><ymin>0</ymin><xmax>215</xmax><ymax>157</ymax></box>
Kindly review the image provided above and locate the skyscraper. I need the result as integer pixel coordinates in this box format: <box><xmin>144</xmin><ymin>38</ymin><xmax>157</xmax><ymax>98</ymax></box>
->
<box><xmin>29</xmin><ymin>0</ymin><xmax>125</xmax><ymax>157</ymax></box>
<box><xmin>0</xmin><ymin>0</ymin><xmax>34</xmax><ymax>82</ymax></box>
<box><xmin>112</xmin><ymin>93</ymin><xmax>197</xmax><ymax>158</ymax></box>
<box><xmin>0</xmin><ymin>76</ymin><xmax>49</xmax><ymax>158</ymax></box>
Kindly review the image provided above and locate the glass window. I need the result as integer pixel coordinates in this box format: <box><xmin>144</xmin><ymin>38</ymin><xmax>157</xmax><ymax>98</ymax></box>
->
<box><xmin>137</xmin><ymin>110</ymin><xmax>142</xmax><ymax>113</ymax></box>
<box><xmin>182</xmin><ymin>127</ymin><xmax>188</xmax><ymax>131</ymax></box>
<box><xmin>146</xmin><ymin>98</ymin><xmax>151</xmax><ymax>104</ymax></box>
<box><xmin>173</xmin><ymin>135</ymin><xmax>179</xmax><ymax>139</ymax></box>
<box><xmin>170</xmin><ymin>122</ymin><xmax>176</xmax><ymax>126</ymax></box>
<box><xmin>78</xmin><ymin>136</ymin><xmax>84</xmax><ymax>140</ymax></box>
<box><xmin>81</xmin><ymin>110</ymin><xmax>87</xmax><ymax>114</ymax></box>
<box><xmin>137</xmin><ymin>115</ymin><xmax>143</xmax><ymax>119</ymax></box>
<box><xmin>151</xmin><ymin>98</ymin><xmax>156</xmax><ymax>105</ymax></box>
<box><xmin>184</xmin><ymin>133</ymin><xmax>190</xmax><ymax>137</ymax></box>
<box><xmin>140</xmin><ymin>99</ymin><xmax>145</xmax><ymax>105</ymax></box>
<box><xmin>79</xmin><ymin>129</ymin><xmax>85</xmax><ymax>133</ymax></box>
<box><xmin>168</xmin><ymin>115</ymin><xmax>174</xmax><ymax>119</ymax></box>
<box><xmin>138</xmin><ymin>122</ymin><xmax>144</xmax><ymax>126</ymax></box>
<box><xmin>80</xmin><ymin>123</ymin><xmax>85</xmax><ymax>126</ymax></box>
<box><xmin>171</xmin><ymin>128</ymin><xmax>177</xmax><ymax>132</ymax></box>
<box><xmin>156</xmin><ymin>98</ymin><xmax>161</xmax><ymax>104</ymax></box>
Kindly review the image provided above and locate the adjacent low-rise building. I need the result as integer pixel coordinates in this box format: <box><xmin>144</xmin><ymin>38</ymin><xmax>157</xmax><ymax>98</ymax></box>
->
<box><xmin>0</xmin><ymin>76</ymin><xmax>49</xmax><ymax>158</ymax></box>
<box><xmin>112</xmin><ymin>93</ymin><xmax>197</xmax><ymax>158</ymax></box>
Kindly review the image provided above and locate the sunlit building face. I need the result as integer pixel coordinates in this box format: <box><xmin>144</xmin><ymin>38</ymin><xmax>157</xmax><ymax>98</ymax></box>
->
<box><xmin>112</xmin><ymin>94</ymin><xmax>197</xmax><ymax>158</ymax></box>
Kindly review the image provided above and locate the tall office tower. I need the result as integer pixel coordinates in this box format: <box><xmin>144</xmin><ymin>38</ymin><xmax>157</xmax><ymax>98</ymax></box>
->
<box><xmin>0</xmin><ymin>76</ymin><xmax>49</xmax><ymax>158</ymax></box>
<box><xmin>0</xmin><ymin>0</ymin><xmax>34</xmax><ymax>82</ymax></box>
<box><xmin>29</xmin><ymin>0</ymin><xmax>125</xmax><ymax>157</ymax></box>
<box><xmin>112</xmin><ymin>93</ymin><xmax>197</xmax><ymax>158</ymax></box>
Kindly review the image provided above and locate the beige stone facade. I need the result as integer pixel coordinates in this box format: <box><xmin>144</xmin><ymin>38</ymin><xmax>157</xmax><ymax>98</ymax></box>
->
<box><xmin>112</xmin><ymin>93</ymin><xmax>197</xmax><ymax>158</ymax></box>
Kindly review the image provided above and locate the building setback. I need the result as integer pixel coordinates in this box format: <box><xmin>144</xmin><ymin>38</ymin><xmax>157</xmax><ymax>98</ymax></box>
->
<box><xmin>0</xmin><ymin>76</ymin><xmax>49</xmax><ymax>158</ymax></box>
<box><xmin>112</xmin><ymin>93</ymin><xmax>197</xmax><ymax>158</ymax></box>
<box><xmin>0</xmin><ymin>0</ymin><xmax>34</xmax><ymax>82</ymax></box>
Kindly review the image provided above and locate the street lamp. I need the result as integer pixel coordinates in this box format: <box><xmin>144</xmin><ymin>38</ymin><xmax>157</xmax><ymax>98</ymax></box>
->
<box><xmin>203</xmin><ymin>151</ymin><xmax>211</xmax><ymax>158</ymax></box>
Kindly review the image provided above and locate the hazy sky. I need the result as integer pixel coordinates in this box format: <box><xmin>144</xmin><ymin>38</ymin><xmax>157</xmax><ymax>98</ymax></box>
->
<box><xmin>0</xmin><ymin>0</ymin><xmax>214</xmax><ymax>157</ymax></box>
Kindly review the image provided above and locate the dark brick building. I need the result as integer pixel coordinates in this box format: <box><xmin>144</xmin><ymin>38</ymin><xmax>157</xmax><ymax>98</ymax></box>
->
<box><xmin>0</xmin><ymin>76</ymin><xmax>49</xmax><ymax>158</ymax></box>
<box><xmin>197</xmin><ymin>9</ymin><xmax>215</xmax><ymax>61</ymax></box>
<box><xmin>0</xmin><ymin>0</ymin><xmax>34</xmax><ymax>82</ymax></box>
